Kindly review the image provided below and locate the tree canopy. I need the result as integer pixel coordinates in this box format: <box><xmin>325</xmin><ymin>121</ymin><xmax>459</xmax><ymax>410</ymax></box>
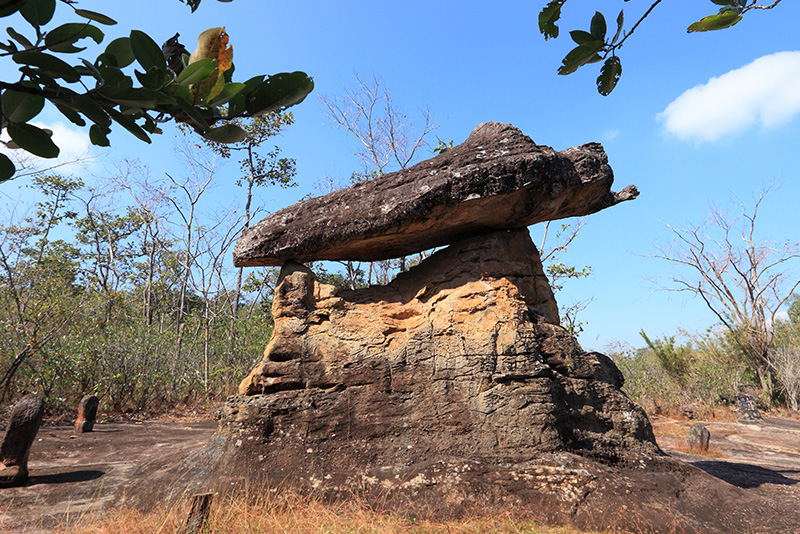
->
<box><xmin>539</xmin><ymin>0</ymin><xmax>783</xmax><ymax>95</ymax></box>
<box><xmin>0</xmin><ymin>0</ymin><xmax>313</xmax><ymax>182</ymax></box>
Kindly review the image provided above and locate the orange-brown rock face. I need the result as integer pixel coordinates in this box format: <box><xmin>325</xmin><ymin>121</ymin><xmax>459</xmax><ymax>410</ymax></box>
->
<box><xmin>211</xmin><ymin>230</ymin><xmax>797</xmax><ymax>533</ymax></box>
<box><xmin>228</xmin><ymin>228</ymin><xmax>658</xmax><ymax>467</ymax></box>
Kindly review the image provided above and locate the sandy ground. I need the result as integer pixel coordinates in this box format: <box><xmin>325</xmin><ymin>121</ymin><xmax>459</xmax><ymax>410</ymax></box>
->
<box><xmin>0</xmin><ymin>414</ymin><xmax>798</xmax><ymax>533</ymax></box>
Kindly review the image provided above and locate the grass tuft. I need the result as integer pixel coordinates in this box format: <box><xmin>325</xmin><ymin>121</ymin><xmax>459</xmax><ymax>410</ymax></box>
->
<box><xmin>54</xmin><ymin>489</ymin><xmax>610</xmax><ymax>534</ymax></box>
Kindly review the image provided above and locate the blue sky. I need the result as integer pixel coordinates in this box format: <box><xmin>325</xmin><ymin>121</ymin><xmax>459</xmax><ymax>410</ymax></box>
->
<box><xmin>2</xmin><ymin>0</ymin><xmax>800</xmax><ymax>351</ymax></box>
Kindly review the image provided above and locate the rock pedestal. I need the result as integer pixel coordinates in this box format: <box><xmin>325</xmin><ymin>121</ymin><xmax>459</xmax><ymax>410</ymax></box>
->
<box><xmin>219</xmin><ymin>229</ymin><xmax>660</xmax><ymax>490</ymax></box>
<box><xmin>0</xmin><ymin>394</ymin><xmax>44</xmax><ymax>488</ymax></box>
<box><xmin>197</xmin><ymin>123</ymin><xmax>800</xmax><ymax>533</ymax></box>
<box><xmin>74</xmin><ymin>395</ymin><xmax>99</xmax><ymax>434</ymax></box>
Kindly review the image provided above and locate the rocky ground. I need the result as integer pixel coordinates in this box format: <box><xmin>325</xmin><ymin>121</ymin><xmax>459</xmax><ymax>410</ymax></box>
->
<box><xmin>0</xmin><ymin>419</ymin><xmax>217</xmax><ymax>533</ymax></box>
<box><xmin>650</xmin><ymin>415</ymin><xmax>800</xmax><ymax>531</ymax></box>
<box><xmin>0</xmin><ymin>414</ymin><xmax>798</xmax><ymax>533</ymax></box>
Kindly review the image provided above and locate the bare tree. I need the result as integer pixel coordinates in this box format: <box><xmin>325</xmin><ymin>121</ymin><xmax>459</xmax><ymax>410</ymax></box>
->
<box><xmin>321</xmin><ymin>74</ymin><xmax>439</xmax><ymax>282</ymax></box>
<box><xmin>652</xmin><ymin>186</ymin><xmax>800</xmax><ymax>396</ymax></box>
<box><xmin>201</xmin><ymin>114</ymin><xmax>297</xmax><ymax>316</ymax></box>
<box><xmin>537</xmin><ymin>218</ymin><xmax>593</xmax><ymax>334</ymax></box>
<box><xmin>186</xmin><ymin>208</ymin><xmax>241</xmax><ymax>392</ymax></box>
<box><xmin>321</xmin><ymin>74</ymin><xmax>438</xmax><ymax>176</ymax></box>
<box><xmin>118</xmin><ymin>161</ymin><xmax>173</xmax><ymax>327</ymax></box>
<box><xmin>165</xmin><ymin>142</ymin><xmax>217</xmax><ymax>362</ymax></box>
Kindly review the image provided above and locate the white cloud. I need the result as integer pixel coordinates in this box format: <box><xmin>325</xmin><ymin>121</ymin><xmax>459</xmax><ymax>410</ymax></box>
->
<box><xmin>657</xmin><ymin>51</ymin><xmax>800</xmax><ymax>143</ymax></box>
<box><xmin>601</xmin><ymin>129</ymin><xmax>620</xmax><ymax>143</ymax></box>
<box><xmin>2</xmin><ymin>120</ymin><xmax>96</xmax><ymax>176</ymax></box>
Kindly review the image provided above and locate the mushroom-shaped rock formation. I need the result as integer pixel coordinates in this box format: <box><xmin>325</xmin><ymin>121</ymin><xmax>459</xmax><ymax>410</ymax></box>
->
<box><xmin>233</xmin><ymin>122</ymin><xmax>638</xmax><ymax>267</ymax></box>
<box><xmin>195</xmin><ymin>124</ymin><xmax>800</xmax><ymax>533</ymax></box>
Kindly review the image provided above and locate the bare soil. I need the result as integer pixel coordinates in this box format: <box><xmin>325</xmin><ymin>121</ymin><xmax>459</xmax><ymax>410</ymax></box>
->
<box><xmin>0</xmin><ymin>414</ymin><xmax>798</xmax><ymax>533</ymax></box>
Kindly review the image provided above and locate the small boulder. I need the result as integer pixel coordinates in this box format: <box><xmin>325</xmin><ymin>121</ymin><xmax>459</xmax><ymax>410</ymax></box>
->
<box><xmin>688</xmin><ymin>423</ymin><xmax>710</xmax><ymax>453</ymax></box>
<box><xmin>736</xmin><ymin>394</ymin><xmax>762</xmax><ymax>422</ymax></box>
<box><xmin>0</xmin><ymin>394</ymin><xmax>45</xmax><ymax>487</ymax></box>
<box><xmin>74</xmin><ymin>395</ymin><xmax>99</xmax><ymax>434</ymax></box>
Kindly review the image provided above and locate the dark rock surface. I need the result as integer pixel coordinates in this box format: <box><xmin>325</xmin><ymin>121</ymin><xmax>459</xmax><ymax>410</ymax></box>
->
<box><xmin>233</xmin><ymin>122</ymin><xmax>638</xmax><ymax>267</ymax></box>
<box><xmin>0</xmin><ymin>394</ymin><xmax>44</xmax><ymax>488</ymax></box>
<box><xmin>74</xmin><ymin>395</ymin><xmax>99</xmax><ymax>434</ymax></box>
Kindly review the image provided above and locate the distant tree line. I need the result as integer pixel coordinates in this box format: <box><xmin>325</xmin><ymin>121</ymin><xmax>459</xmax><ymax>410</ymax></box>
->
<box><xmin>0</xmin><ymin>113</ymin><xmax>294</xmax><ymax>413</ymax></box>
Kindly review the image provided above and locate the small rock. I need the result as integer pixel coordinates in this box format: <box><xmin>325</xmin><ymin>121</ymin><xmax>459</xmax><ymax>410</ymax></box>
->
<box><xmin>0</xmin><ymin>394</ymin><xmax>45</xmax><ymax>488</ymax></box>
<box><xmin>74</xmin><ymin>395</ymin><xmax>99</xmax><ymax>434</ymax></box>
<box><xmin>688</xmin><ymin>423</ymin><xmax>710</xmax><ymax>453</ymax></box>
<box><xmin>736</xmin><ymin>394</ymin><xmax>762</xmax><ymax>422</ymax></box>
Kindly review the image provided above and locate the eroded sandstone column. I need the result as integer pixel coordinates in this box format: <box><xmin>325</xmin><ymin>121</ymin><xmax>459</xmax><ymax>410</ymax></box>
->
<box><xmin>74</xmin><ymin>394</ymin><xmax>99</xmax><ymax>434</ymax></box>
<box><xmin>0</xmin><ymin>394</ymin><xmax>45</xmax><ymax>487</ymax></box>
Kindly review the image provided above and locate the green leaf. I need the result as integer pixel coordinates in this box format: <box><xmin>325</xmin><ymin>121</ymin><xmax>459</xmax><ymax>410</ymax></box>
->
<box><xmin>89</xmin><ymin>124</ymin><xmax>109</xmax><ymax>147</ymax></box>
<box><xmin>102</xmin><ymin>87</ymin><xmax>175</xmax><ymax>109</ymax></box>
<box><xmin>105</xmin><ymin>106</ymin><xmax>151</xmax><ymax>143</ymax></box>
<box><xmin>7</xmin><ymin>122</ymin><xmax>59</xmax><ymax>158</ymax></box>
<box><xmin>19</xmin><ymin>0</ymin><xmax>55</xmax><ymax>26</ymax></box>
<box><xmin>44</xmin><ymin>22</ymin><xmax>104</xmax><ymax>53</ymax></box>
<box><xmin>2</xmin><ymin>90</ymin><xmax>45</xmax><ymax>123</ymax></box>
<box><xmin>226</xmin><ymin>75</ymin><xmax>263</xmax><ymax>117</ymax></box>
<box><xmin>203</xmin><ymin>123</ymin><xmax>247</xmax><ymax>143</ymax></box>
<box><xmin>590</xmin><ymin>11</ymin><xmax>607</xmax><ymax>41</ymax></box>
<box><xmin>129</xmin><ymin>30</ymin><xmax>166</xmax><ymax>72</ymax></box>
<box><xmin>74</xmin><ymin>9</ymin><xmax>117</xmax><ymax>26</ymax></box>
<box><xmin>104</xmin><ymin>37</ymin><xmax>135</xmax><ymax>68</ymax></box>
<box><xmin>0</xmin><ymin>153</ymin><xmax>15</xmax><ymax>182</ymax></box>
<box><xmin>611</xmin><ymin>10</ymin><xmax>624</xmax><ymax>45</ymax></box>
<box><xmin>244</xmin><ymin>72</ymin><xmax>314</xmax><ymax>117</ymax></box>
<box><xmin>173</xmin><ymin>58</ymin><xmax>216</xmax><ymax>86</ymax></box>
<box><xmin>53</xmin><ymin>102</ymin><xmax>86</xmax><ymax>127</ymax></box>
<box><xmin>135</xmin><ymin>66</ymin><xmax>168</xmax><ymax>90</ymax></box>
<box><xmin>69</xmin><ymin>95</ymin><xmax>112</xmax><ymax>128</ymax></box>
<box><xmin>7</xmin><ymin>27</ymin><xmax>33</xmax><ymax>49</ymax></box>
<box><xmin>687</xmin><ymin>11</ymin><xmax>742</xmax><ymax>32</ymax></box>
<box><xmin>570</xmin><ymin>30</ymin><xmax>596</xmax><ymax>45</ymax></box>
<box><xmin>596</xmin><ymin>56</ymin><xmax>622</xmax><ymax>96</ymax></box>
<box><xmin>12</xmin><ymin>51</ymin><xmax>81</xmax><ymax>83</ymax></box>
<box><xmin>539</xmin><ymin>0</ymin><xmax>566</xmax><ymax>40</ymax></box>
<box><xmin>0</xmin><ymin>0</ymin><xmax>26</xmax><ymax>18</ymax></box>
<box><xmin>175</xmin><ymin>98</ymin><xmax>211</xmax><ymax>132</ymax></box>
<box><xmin>169</xmin><ymin>83</ymin><xmax>191</xmax><ymax>102</ymax></box>
<box><xmin>206</xmin><ymin>82</ymin><xmax>245</xmax><ymax>107</ymax></box>
<box><xmin>557</xmin><ymin>41</ymin><xmax>604</xmax><ymax>75</ymax></box>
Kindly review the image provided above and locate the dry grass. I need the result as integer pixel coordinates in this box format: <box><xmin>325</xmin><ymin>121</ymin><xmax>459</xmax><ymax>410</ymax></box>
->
<box><xmin>54</xmin><ymin>490</ymin><xmax>609</xmax><ymax>534</ymax></box>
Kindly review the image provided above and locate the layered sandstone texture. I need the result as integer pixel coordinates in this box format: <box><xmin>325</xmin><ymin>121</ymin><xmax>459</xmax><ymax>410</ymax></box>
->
<box><xmin>233</xmin><ymin>122</ymin><xmax>638</xmax><ymax>266</ymax></box>
<box><xmin>228</xmin><ymin>228</ymin><xmax>659</xmax><ymax>468</ymax></box>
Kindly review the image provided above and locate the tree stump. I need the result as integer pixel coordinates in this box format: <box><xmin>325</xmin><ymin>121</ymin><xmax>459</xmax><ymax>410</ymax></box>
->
<box><xmin>181</xmin><ymin>492</ymin><xmax>214</xmax><ymax>534</ymax></box>
<box><xmin>688</xmin><ymin>423</ymin><xmax>710</xmax><ymax>453</ymax></box>
<box><xmin>0</xmin><ymin>394</ymin><xmax>45</xmax><ymax>487</ymax></box>
<box><xmin>74</xmin><ymin>395</ymin><xmax>99</xmax><ymax>433</ymax></box>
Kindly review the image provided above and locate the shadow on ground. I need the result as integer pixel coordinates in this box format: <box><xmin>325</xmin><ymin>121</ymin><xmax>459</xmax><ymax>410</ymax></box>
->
<box><xmin>26</xmin><ymin>469</ymin><xmax>105</xmax><ymax>486</ymax></box>
<box><xmin>692</xmin><ymin>461</ymin><xmax>800</xmax><ymax>489</ymax></box>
